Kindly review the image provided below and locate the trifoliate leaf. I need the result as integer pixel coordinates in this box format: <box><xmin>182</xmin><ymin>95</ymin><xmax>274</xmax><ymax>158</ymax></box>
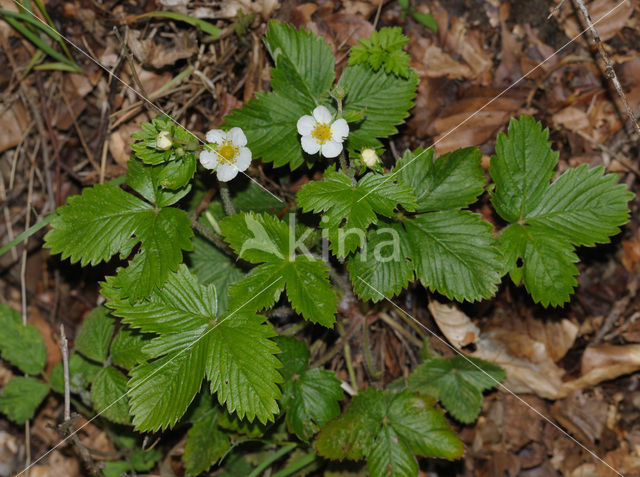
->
<box><xmin>338</xmin><ymin>64</ymin><xmax>418</xmax><ymax>151</ymax></box>
<box><xmin>0</xmin><ymin>377</ymin><xmax>49</xmax><ymax>424</ymax></box>
<box><xmin>50</xmin><ymin>352</ymin><xmax>101</xmax><ymax>394</ymax></box>
<box><xmin>316</xmin><ymin>388</ymin><xmax>463</xmax><ymax>476</ymax></box>
<box><xmin>225</xmin><ymin>20</ymin><xmax>335</xmax><ymax>170</ymax></box>
<box><xmin>184</xmin><ymin>409</ymin><xmax>230</xmax><ymax>476</ymax></box>
<box><xmin>491</xmin><ymin>115</ymin><xmax>633</xmax><ymax>306</ymax></box>
<box><xmin>393</xmin><ymin>147</ymin><xmax>486</xmax><ymax>212</ymax></box>
<box><xmin>297</xmin><ymin>170</ymin><xmax>416</xmax><ymax>257</ymax></box>
<box><xmin>108</xmin><ymin>265</ymin><xmax>282</xmax><ymax>429</ymax></box>
<box><xmin>109</xmin><ymin>327</ymin><xmax>150</xmax><ymax>370</ymax></box>
<box><xmin>408</xmin><ymin>356</ymin><xmax>505</xmax><ymax>423</ymax></box>
<box><xmin>75</xmin><ymin>305</ymin><xmax>114</xmax><ymax>363</ymax></box>
<box><xmin>348</xmin><ymin>27</ymin><xmax>411</xmax><ymax>78</ymax></box>
<box><xmin>498</xmin><ymin>223</ymin><xmax>578</xmax><ymax>307</ymax></box>
<box><xmin>347</xmin><ymin>223</ymin><xmax>413</xmax><ymax>301</ymax></box>
<box><xmin>404</xmin><ymin>211</ymin><xmax>502</xmax><ymax>302</ymax></box>
<box><xmin>276</xmin><ymin>337</ymin><xmax>343</xmax><ymax>441</ymax></box>
<box><xmin>91</xmin><ymin>366</ymin><xmax>131</xmax><ymax>424</ymax></box>
<box><xmin>45</xmin><ymin>183</ymin><xmax>193</xmax><ymax>300</ymax></box>
<box><xmin>221</xmin><ymin>212</ymin><xmax>337</xmax><ymax>326</ymax></box>
<box><xmin>0</xmin><ymin>304</ymin><xmax>46</xmax><ymax>375</ymax></box>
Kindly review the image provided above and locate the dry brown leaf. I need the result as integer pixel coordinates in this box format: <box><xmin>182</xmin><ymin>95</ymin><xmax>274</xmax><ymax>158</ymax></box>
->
<box><xmin>428</xmin><ymin>300</ymin><xmax>479</xmax><ymax>349</ymax></box>
<box><xmin>411</xmin><ymin>39</ymin><xmax>472</xmax><ymax>79</ymax></box>
<box><xmin>551</xmin><ymin>391</ymin><xmax>608</xmax><ymax>443</ymax></box>
<box><xmin>559</xmin><ymin>0</ymin><xmax>634</xmax><ymax>42</ymax></box>
<box><xmin>622</xmin><ymin>237</ymin><xmax>640</xmax><ymax>274</ymax></box>
<box><xmin>29</xmin><ymin>451</ymin><xmax>81</xmax><ymax>477</ymax></box>
<box><xmin>0</xmin><ymin>101</ymin><xmax>29</xmax><ymax>153</ymax></box>
<box><xmin>553</xmin><ymin>106</ymin><xmax>591</xmax><ymax>134</ymax></box>
<box><xmin>29</xmin><ymin>307</ymin><xmax>62</xmax><ymax>374</ymax></box>
<box><xmin>444</xmin><ymin>16</ymin><xmax>493</xmax><ymax>80</ymax></box>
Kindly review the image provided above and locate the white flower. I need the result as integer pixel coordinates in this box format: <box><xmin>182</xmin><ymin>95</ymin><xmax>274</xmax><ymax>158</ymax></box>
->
<box><xmin>156</xmin><ymin>130</ymin><xmax>172</xmax><ymax>150</ymax></box>
<box><xmin>199</xmin><ymin>127</ymin><xmax>252</xmax><ymax>182</ymax></box>
<box><xmin>361</xmin><ymin>148</ymin><xmax>379</xmax><ymax>168</ymax></box>
<box><xmin>296</xmin><ymin>105</ymin><xmax>349</xmax><ymax>158</ymax></box>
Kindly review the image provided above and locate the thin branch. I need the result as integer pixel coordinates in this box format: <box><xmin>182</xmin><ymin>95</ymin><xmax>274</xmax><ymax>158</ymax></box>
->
<box><xmin>572</xmin><ymin>0</ymin><xmax>640</xmax><ymax>138</ymax></box>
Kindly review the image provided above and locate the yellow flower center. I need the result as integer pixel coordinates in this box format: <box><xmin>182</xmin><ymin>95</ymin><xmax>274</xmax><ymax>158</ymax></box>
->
<box><xmin>311</xmin><ymin>123</ymin><xmax>332</xmax><ymax>145</ymax></box>
<box><xmin>216</xmin><ymin>140</ymin><xmax>238</xmax><ymax>164</ymax></box>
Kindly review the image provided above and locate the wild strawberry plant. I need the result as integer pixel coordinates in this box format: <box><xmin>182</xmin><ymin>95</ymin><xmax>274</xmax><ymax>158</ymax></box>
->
<box><xmin>2</xmin><ymin>20</ymin><xmax>630</xmax><ymax>476</ymax></box>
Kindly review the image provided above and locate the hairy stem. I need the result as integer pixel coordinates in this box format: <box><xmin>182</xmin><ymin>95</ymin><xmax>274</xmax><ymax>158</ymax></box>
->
<box><xmin>219</xmin><ymin>181</ymin><xmax>236</xmax><ymax>216</ymax></box>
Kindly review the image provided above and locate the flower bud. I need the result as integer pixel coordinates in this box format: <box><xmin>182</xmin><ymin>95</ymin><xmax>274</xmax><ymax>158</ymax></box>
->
<box><xmin>156</xmin><ymin>130</ymin><xmax>172</xmax><ymax>150</ymax></box>
<box><xmin>362</xmin><ymin>148</ymin><xmax>379</xmax><ymax>168</ymax></box>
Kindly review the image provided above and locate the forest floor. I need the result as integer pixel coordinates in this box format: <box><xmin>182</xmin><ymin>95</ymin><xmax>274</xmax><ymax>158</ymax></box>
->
<box><xmin>2</xmin><ymin>0</ymin><xmax>640</xmax><ymax>476</ymax></box>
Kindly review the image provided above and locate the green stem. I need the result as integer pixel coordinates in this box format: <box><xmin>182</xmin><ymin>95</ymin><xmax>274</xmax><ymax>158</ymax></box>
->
<box><xmin>247</xmin><ymin>443</ymin><xmax>297</xmax><ymax>477</ymax></box>
<box><xmin>271</xmin><ymin>452</ymin><xmax>316</xmax><ymax>477</ymax></box>
<box><xmin>219</xmin><ymin>181</ymin><xmax>236</xmax><ymax>216</ymax></box>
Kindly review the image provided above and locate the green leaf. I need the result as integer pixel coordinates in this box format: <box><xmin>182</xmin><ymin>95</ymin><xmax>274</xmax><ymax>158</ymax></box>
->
<box><xmin>50</xmin><ymin>352</ymin><xmax>101</xmax><ymax>394</ymax></box>
<box><xmin>91</xmin><ymin>366</ymin><xmax>131</xmax><ymax>424</ymax></box>
<box><xmin>491</xmin><ymin>115</ymin><xmax>633</xmax><ymax>306</ymax></box>
<box><xmin>339</xmin><ymin>64</ymin><xmax>417</xmax><ymax>151</ymax></box>
<box><xmin>348</xmin><ymin>27</ymin><xmax>411</xmax><ymax>78</ymax></box>
<box><xmin>44</xmin><ymin>183</ymin><xmax>193</xmax><ymax>300</ymax></box>
<box><xmin>297</xmin><ymin>170</ymin><xmax>416</xmax><ymax>257</ymax></box>
<box><xmin>110</xmin><ymin>327</ymin><xmax>150</xmax><ymax>370</ymax></box>
<box><xmin>404</xmin><ymin>211</ymin><xmax>502</xmax><ymax>302</ymax></box>
<box><xmin>205</xmin><ymin>312</ymin><xmax>283</xmax><ymax>424</ymax></box>
<box><xmin>393</xmin><ymin>147</ymin><xmax>486</xmax><ymax>212</ymax></box>
<box><xmin>130</xmin><ymin>448</ymin><xmax>162</xmax><ymax>471</ymax></box>
<box><xmin>126</xmin><ymin>159</ymin><xmax>191</xmax><ymax>207</ymax></box>
<box><xmin>225</xmin><ymin>20</ymin><xmax>335</xmax><ymax>170</ymax></box>
<box><xmin>188</xmin><ymin>235</ymin><xmax>244</xmax><ymax>314</ymax></box>
<box><xmin>264</xmin><ymin>20</ymin><xmax>335</xmax><ymax>105</ymax></box>
<box><xmin>103</xmin><ymin>264</ymin><xmax>216</xmax><ymax>335</ymax></box>
<box><xmin>408</xmin><ymin>356</ymin><xmax>505</xmax><ymax>423</ymax></box>
<box><xmin>276</xmin><ymin>337</ymin><xmax>343</xmax><ymax>441</ymax></box>
<box><xmin>141</xmin><ymin>11</ymin><xmax>221</xmax><ymax>39</ymax></box>
<box><xmin>498</xmin><ymin>224</ymin><xmax>579</xmax><ymax>307</ymax></box>
<box><xmin>128</xmin><ymin>338</ymin><xmax>207</xmax><ymax>431</ymax></box>
<box><xmin>347</xmin><ymin>223</ymin><xmax>413</xmax><ymax>301</ymax></box>
<box><xmin>156</xmin><ymin>153</ymin><xmax>197</xmax><ymax>191</ymax></box>
<box><xmin>525</xmin><ymin>164</ymin><xmax>634</xmax><ymax>247</ymax></box>
<box><xmin>490</xmin><ymin>115</ymin><xmax>558</xmax><ymax>223</ymax></box>
<box><xmin>109</xmin><ymin>265</ymin><xmax>282</xmax><ymax>429</ymax></box>
<box><xmin>316</xmin><ymin>388</ymin><xmax>463</xmax><ymax>475</ymax></box>
<box><xmin>0</xmin><ymin>304</ymin><xmax>46</xmax><ymax>375</ymax></box>
<box><xmin>103</xmin><ymin>461</ymin><xmax>131</xmax><ymax>477</ymax></box>
<box><xmin>130</xmin><ymin>115</ymin><xmax>196</xmax><ymax>165</ymax></box>
<box><xmin>222</xmin><ymin>212</ymin><xmax>337</xmax><ymax>326</ymax></box>
<box><xmin>0</xmin><ymin>377</ymin><xmax>49</xmax><ymax>424</ymax></box>
<box><xmin>184</xmin><ymin>409</ymin><xmax>230</xmax><ymax>476</ymax></box>
<box><xmin>411</xmin><ymin>12</ymin><xmax>438</xmax><ymax>32</ymax></box>
<box><xmin>75</xmin><ymin>305</ymin><xmax>114</xmax><ymax>363</ymax></box>
<box><xmin>217</xmin><ymin>408</ymin><xmax>266</xmax><ymax>437</ymax></box>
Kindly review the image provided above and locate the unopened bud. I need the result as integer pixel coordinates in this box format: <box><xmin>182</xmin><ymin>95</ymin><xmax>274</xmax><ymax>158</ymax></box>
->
<box><xmin>156</xmin><ymin>130</ymin><xmax>172</xmax><ymax>150</ymax></box>
<box><xmin>362</xmin><ymin>148</ymin><xmax>379</xmax><ymax>168</ymax></box>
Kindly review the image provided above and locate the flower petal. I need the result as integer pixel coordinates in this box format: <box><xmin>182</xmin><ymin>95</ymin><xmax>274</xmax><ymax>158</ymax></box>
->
<box><xmin>235</xmin><ymin>147</ymin><xmax>252</xmax><ymax>171</ymax></box>
<box><xmin>312</xmin><ymin>105</ymin><xmax>332</xmax><ymax>124</ymax></box>
<box><xmin>301</xmin><ymin>134</ymin><xmax>321</xmax><ymax>155</ymax></box>
<box><xmin>199</xmin><ymin>150</ymin><xmax>218</xmax><ymax>169</ymax></box>
<box><xmin>297</xmin><ymin>115</ymin><xmax>316</xmax><ymax>136</ymax></box>
<box><xmin>217</xmin><ymin>163</ymin><xmax>239</xmax><ymax>182</ymax></box>
<box><xmin>206</xmin><ymin>129</ymin><xmax>226</xmax><ymax>144</ymax></box>
<box><xmin>227</xmin><ymin>127</ymin><xmax>247</xmax><ymax>147</ymax></box>
<box><xmin>330</xmin><ymin>119</ymin><xmax>349</xmax><ymax>142</ymax></box>
<box><xmin>321</xmin><ymin>140</ymin><xmax>343</xmax><ymax>158</ymax></box>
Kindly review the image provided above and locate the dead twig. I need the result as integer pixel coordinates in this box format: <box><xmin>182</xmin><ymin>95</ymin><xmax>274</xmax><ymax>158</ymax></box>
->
<box><xmin>572</xmin><ymin>0</ymin><xmax>640</xmax><ymax>138</ymax></box>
